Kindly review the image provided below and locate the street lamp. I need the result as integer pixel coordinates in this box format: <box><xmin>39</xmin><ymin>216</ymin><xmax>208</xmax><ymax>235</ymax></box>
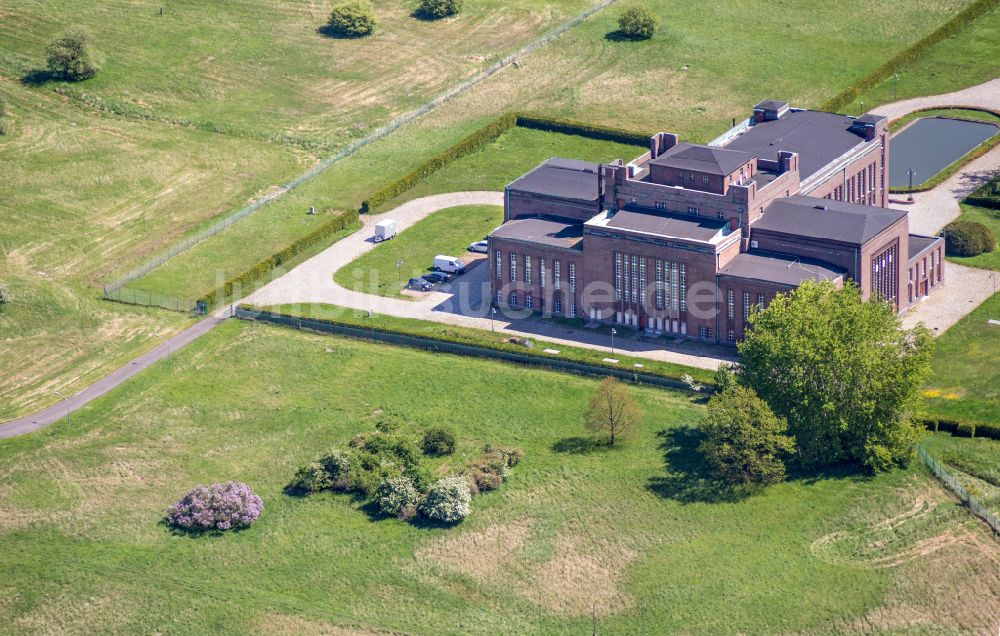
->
<box><xmin>491</xmin><ymin>307</ymin><xmax>497</xmax><ymax>332</ymax></box>
<box><xmin>610</xmin><ymin>327</ymin><xmax>617</xmax><ymax>357</ymax></box>
<box><xmin>893</xmin><ymin>72</ymin><xmax>899</xmax><ymax>101</ymax></box>
<box><xmin>906</xmin><ymin>169</ymin><xmax>917</xmax><ymax>202</ymax></box>
<box><xmin>396</xmin><ymin>259</ymin><xmax>404</xmax><ymax>283</ymax></box>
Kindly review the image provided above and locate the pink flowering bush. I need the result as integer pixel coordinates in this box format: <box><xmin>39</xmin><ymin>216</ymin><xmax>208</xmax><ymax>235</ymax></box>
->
<box><xmin>166</xmin><ymin>481</ymin><xmax>263</xmax><ymax>532</ymax></box>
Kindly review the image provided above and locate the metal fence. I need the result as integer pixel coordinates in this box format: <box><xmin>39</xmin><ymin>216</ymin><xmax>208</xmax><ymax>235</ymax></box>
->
<box><xmin>236</xmin><ymin>307</ymin><xmax>694</xmax><ymax>392</ymax></box>
<box><xmin>102</xmin><ymin>0</ymin><xmax>621</xmax><ymax>297</ymax></box>
<box><xmin>918</xmin><ymin>446</ymin><xmax>1000</xmax><ymax>535</ymax></box>
<box><xmin>103</xmin><ymin>286</ymin><xmax>199</xmax><ymax>314</ymax></box>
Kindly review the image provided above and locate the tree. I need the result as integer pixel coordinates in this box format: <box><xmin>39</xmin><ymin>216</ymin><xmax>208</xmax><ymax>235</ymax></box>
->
<box><xmin>46</xmin><ymin>28</ymin><xmax>102</xmax><ymax>81</ymax></box>
<box><xmin>944</xmin><ymin>220</ymin><xmax>995</xmax><ymax>257</ymax></box>
<box><xmin>738</xmin><ymin>280</ymin><xmax>933</xmax><ymax>473</ymax></box>
<box><xmin>422</xmin><ymin>426</ymin><xmax>456</xmax><ymax>455</ymax></box>
<box><xmin>617</xmin><ymin>5</ymin><xmax>660</xmax><ymax>40</ymax></box>
<box><xmin>325</xmin><ymin>0</ymin><xmax>377</xmax><ymax>38</ymax></box>
<box><xmin>698</xmin><ymin>385</ymin><xmax>795</xmax><ymax>487</ymax></box>
<box><xmin>416</xmin><ymin>0</ymin><xmax>462</xmax><ymax>19</ymax></box>
<box><xmin>583</xmin><ymin>377</ymin><xmax>641</xmax><ymax>446</ymax></box>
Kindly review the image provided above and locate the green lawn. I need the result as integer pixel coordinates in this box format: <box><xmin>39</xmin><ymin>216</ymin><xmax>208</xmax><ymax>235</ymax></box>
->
<box><xmin>0</xmin><ymin>319</ymin><xmax>995</xmax><ymax>634</ymax></box>
<box><xmin>334</xmin><ymin>205</ymin><xmax>502</xmax><ymax>297</ymax></box>
<box><xmin>922</xmin><ymin>432</ymin><xmax>1000</xmax><ymax>515</ymax></box>
<box><xmin>924</xmin><ymin>292</ymin><xmax>1000</xmax><ymax>423</ymax></box>
<box><xmin>945</xmin><ymin>203</ymin><xmax>1000</xmax><ymax>271</ymax></box>
<box><xmin>263</xmin><ymin>303</ymin><xmax>717</xmax><ymax>385</ymax></box>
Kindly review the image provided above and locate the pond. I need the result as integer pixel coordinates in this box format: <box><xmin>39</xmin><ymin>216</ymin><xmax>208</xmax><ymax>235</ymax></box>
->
<box><xmin>889</xmin><ymin>117</ymin><xmax>998</xmax><ymax>188</ymax></box>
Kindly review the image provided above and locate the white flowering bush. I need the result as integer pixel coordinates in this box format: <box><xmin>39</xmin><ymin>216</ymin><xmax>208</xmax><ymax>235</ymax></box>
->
<box><xmin>374</xmin><ymin>476</ymin><xmax>419</xmax><ymax>516</ymax></box>
<box><xmin>419</xmin><ymin>475</ymin><xmax>471</xmax><ymax>523</ymax></box>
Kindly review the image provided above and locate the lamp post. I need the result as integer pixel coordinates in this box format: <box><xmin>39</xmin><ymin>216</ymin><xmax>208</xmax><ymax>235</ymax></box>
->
<box><xmin>906</xmin><ymin>169</ymin><xmax>917</xmax><ymax>202</ymax></box>
<box><xmin>610</xmin><ymin>327</ymin><xmax>617</xmax><ymax>357</ymax></box>
<box><xmin>396</xmin><ymin>259</ymin><xmax>403</xmax><ymax>284</ymax></box>
<box><xmin>893</xmin><ymin>72</ymin><xmax>899</xmax><ymax>101</ymax></box>
<box><xmin>491</xmin><ymin>307</ymin><xmax>496</xmax><ymax>332</ymax></box>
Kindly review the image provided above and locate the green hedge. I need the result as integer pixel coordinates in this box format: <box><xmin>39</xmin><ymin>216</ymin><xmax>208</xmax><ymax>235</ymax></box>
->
<box><xmin>820</xmin><ymin>0</ymin><xmax>1000</xmax><ymax>114</ymax></box>
<box><xmin>197</xmin><ymin>210</ymin><xmax>358</xmax><ymax>309</ymax></box>
<box><xmin>514</xmin><ymin>113</ymin><xmax>651</xmax><ymax>146</ymax></box>
<box><xmin>924</xmin><ymin>418</ymin><xmax>1000</xmax><ymax>440</ymax></box>
<box><xmin>965</xmin><ymin>172</ymin><xmax>1000</xmax><ymax>210</ymax></box>
<box><xmin>358</xmin><ymin>112</ymin><xmax>651</xmax><ymax>213</ymax></box>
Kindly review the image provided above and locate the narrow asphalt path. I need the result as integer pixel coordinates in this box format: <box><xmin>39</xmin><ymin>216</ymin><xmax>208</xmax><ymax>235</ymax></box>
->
<box><xmin>4</xmin><ymin>78</ymin><xmax>1000</xmax><ymax>439</ymax></box>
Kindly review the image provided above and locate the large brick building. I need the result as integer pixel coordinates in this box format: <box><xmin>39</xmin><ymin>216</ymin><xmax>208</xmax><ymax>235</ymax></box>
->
<box><xmin>488</xmin><ymin>100</ymin><xmax>945</xmax><ymax>344</ymax></box>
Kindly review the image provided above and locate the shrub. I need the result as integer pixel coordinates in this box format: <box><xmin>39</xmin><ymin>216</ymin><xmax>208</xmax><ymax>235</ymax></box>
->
<box><xmin>422</xmin><ymin>426</ymin><xmax>457</xmax><ymax>456</ymax></box>
<box><xmin>468</xmin><ymin>468</ymin><xmax>502</xmax><ymax>492</ymax></box>
<box><xmin>288</xmin><ymin>462</ymin><xmax>333</xmax><ymax>493</ymax></box>
<box><xmin>326</xmin><ymin>0</ymin><xmax>377</xmax><ymax>38</ymax></box>
<box><xmin>374</xmin><ymin>413</ymin><xmax>403</xmax><ymax>433</ymax></box>
<box><xmin>482</xmin><ymin>444</ymin><xmax>524</xmax><ymax>467</ymax></box>
<box><xmin>515</xmin><ymin>113</ymin><xmax>649</xmax><ymax>146</ymax></box>
<box><xmin>0</xmin><ymin>287</ymin><xmax>9</xmax><ymax>305</ymax></box>
<box><xmin>419</xmin><ymin>476</ymin><xmax>472</xmax><ymax>523</ymax></box>
<box><xmin>374</xmin><ymin>476</ymin><xmax>420</xmax><ymax>516</ymax></box>
<box><xmin>975</xmin><ymin>422</ymin><xmax>1000</xmax><ymax>440</ymax></box>
<box><xmin>350</xmin><ymin>460</ymin><xmax>398</xmax><ymax>498</ymax></box>
<box><xmin>416</xmin><ymin>0</ymin><xmax>462</xmax><ymax>19</ymax></box>
<box><xmin>46</xmin><ymin>28</ymin><xmax>102</xmax><ymax>81</ymax></box>
<box><xmin>944</xmin><ymin>220</ymin><xmax>996</xmax><ymax>257</ymax></box>
<box><xmin>617</xmin><ymin>5</ymin><xmax>660</xmax><ymax>40</ymax></box>
<box><xmin>317</xmin><ymin>449</ymin><xmax>352</xmax><ymax>490</ymax></box>
<box><xmin>166</xmin><ymin>481</ymin><xmax>263</xmax><ymax>531</ymax></box>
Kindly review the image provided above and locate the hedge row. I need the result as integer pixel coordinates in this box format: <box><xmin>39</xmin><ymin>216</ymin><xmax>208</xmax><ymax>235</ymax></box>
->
<box><xmin>820</xmin><ymin>0</ymin><xmax>1000</xmax><ymax>114</ymax></box>
<box><xmin>197</xmin><ymin>210</ymin><xmax>358</xmax><ymax>309</ymax></box>
<box><xmin>965</xmin><ymin>172</ymin><xmax>1000</xmax><ymax>210</ymax></box>
<box><xmin>359</xmin><ymin>112</ymin><xmax>651</xmax><ymax>213</ymax></box>
<box><xmin>925</xmin><ymin>418</ymin><xmax>1000</xmax><ymax>441</ymax></box>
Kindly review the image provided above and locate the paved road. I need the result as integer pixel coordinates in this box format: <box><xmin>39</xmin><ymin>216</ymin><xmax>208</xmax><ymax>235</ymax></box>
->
<box><xmin>0</xmin><ymin>314</ymin><xmax>227</xmax><ymax>439</ymax></box>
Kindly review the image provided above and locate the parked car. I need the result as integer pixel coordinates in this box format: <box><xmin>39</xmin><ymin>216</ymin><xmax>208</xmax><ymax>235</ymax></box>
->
<box><xmin>407</xmin><ymin>277</ymin><xmax>434</xmax><ymax>292</ymax></box>
<box><xmin>433</xmin><ymin>255</ymin><xmax>466</xmax><ymax>274</ymax></box>
<box><xmin>468</xmin><ymin>240</ymin><xmax>488</xmax><ymax>253</ymax></box>
<box><xmin>373</xmin><ymin>219</ymin><xmax>396</xmax><ymax>243</ymax></box>
<box><xmin>422</xmin><ymin>271</ymin><xmax>451</xmax><ymax>284</ymax></box>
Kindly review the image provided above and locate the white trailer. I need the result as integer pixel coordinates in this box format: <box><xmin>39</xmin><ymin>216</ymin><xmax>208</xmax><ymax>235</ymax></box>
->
<box><xmin>373</xmin><ymin>220</ymin><xmax>396</xmax><ymax>242</ymax></box>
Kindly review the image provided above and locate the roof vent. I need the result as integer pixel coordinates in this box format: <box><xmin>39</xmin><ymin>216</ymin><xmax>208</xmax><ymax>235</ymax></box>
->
<box><xmin>813</xmin><ymin>204</ymin><xmax>826</xmax><ymax>210</ymax></box>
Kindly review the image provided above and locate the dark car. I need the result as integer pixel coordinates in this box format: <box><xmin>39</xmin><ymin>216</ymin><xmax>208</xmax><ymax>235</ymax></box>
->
<box><xmin>407</xmin><ymin>277</ymin><xmax>434</xmax><ymax>292</ymax></box>
<box><xmin>422</xmin><ymin>271</ymin><xmax>451</xmax><ymax>284</ymax></box>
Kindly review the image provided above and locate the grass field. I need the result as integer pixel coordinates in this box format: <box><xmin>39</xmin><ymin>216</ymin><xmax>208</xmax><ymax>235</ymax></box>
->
<box><xmin>334</xmin><ymin>205</ymin><xmax>502</xmax><ymax>297</ymax></box>
<box><xmin>0</xmin><ymin>319</ymin><xmax>997</xmax><ymax>634</ymax></box>
<box><xmin>264</xmin><ymin>303</ymin><xmax>717</xmax><ymax>384</ymax></box>
<box><xmin>922</xmin><ymin>432</ymin><xmax>1000</xmax><ymax>516</ymax></box>
<box><xmin>945</xmin><ymin>203</ymin><xmax>1000</xmax><ymax>271</ymax></box>
<box><xmin>924</xmin><ymin>292</ymin><xmax>1000</xmax><ymax>423</ymax></box>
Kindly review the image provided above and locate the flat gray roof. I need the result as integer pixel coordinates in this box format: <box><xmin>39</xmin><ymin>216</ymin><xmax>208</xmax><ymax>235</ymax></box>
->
<box><xmin>591</xmin><ymin>206</ymin><xmax>731</xmax><ymax>243</ymax></box>
<box><xmin>649</xmin><ymin>142</ymin><xmax>754</xmax><ymax>176</ymax></box>
<box><xmin>908</xmin><ymin>234</ymin><xmax>941</xmax><ymax>260</ymax></box>
<box><xmin>753</xmin><ymin>195</ymin><xmax>907</xmax><ymax>245</ymax></box>
<box><xmin>506</xmin><ymin>157</ymin><xmax>600</xmax><ymax>204</ymax></box>
<box><xmin>490</xmin><ymin>215</ymin><xmax>583</xmax><ymax>250</ymax></box>
<box><xmin>723</xmin><ymin>110</ymin><xmax>869</xmax><ymax>179</ymax></box>
<box><xmin>719</xmin><ymin>251</ymin><xmax>844</xmax><ymax>287</ymax></box>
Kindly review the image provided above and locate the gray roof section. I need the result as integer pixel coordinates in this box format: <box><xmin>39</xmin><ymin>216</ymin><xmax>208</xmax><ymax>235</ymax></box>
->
<box><xmin>490</xmin><ymin>215</ymin><xmax>583</xmax><ymax>250</ymax></box>
<box><xmin>856</xmin><ymin>113</ymin><xmax>887</xmax><ymax>125</ymax></box>
<box><xmin>753</xmin><ymin>195</ymin><xmax>907</xmax><ymax>245</ymax></box>
<box><xmin>719</xmin><ymin>251</ymin><xmax>844</xmax><ymax>287</ymax></box>
<box><xmin>506</xmin><ymin>157</ymin><xmax>600</xmax><ymax>203</ymax></box>
<box><xmin>908</xmin><ymin>234</ymin><xmax>941</xmax><ymax>260</ymax></box>
<box><xmin>601</xmin><ymin>206</ymin><xmax>730</xmax><ymax>243</ymax></box>
<box><xmin>755</xmin><ymin>99</ymin><xmax>789</xmax><ymax>111</ymax></box>
<box><xmin>723</xmin><ymin>110</ymin><xmax>868</xmax><ymax>179</ymax></box>
<box><xmin>649</xmin><ymin>142</ymin><xmax>754</xmax><ymax>176</ymax></box>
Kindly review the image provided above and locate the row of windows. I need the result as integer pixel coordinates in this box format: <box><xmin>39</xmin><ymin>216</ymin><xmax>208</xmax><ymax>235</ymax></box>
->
<box><xmin>871</xmin><ymin>244</ymin><xmax>898</xmax><ymax>302</ymax></box>
<box><xmin>496</xmin><ymin>250</ymin><xmax>574</xmax><ymax>292</ymax></box>
<box><xmin>650</xmin><ymin>200</ymin><xmax>731</xmax><ymax>220</ymax></box>
<box><xmin>614</xmin><ymin>254</ymin><xmax>687</xmax><ymax>312</ymax></box>
<box><xmin>825</xmin><ymin>161</ymin><xmax>878</xmax><ymax>204</ymax></box>
<box><xmin>500</xmin><ymin>291</ymin><xmax>576</xmax><ymax>316</ymax></box>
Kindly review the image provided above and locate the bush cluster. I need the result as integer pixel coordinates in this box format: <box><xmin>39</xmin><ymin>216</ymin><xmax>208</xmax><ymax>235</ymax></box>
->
<box><xmin>956</xmin><ymin>422</ymin><xmax>977</xmax><ymax>438</ymax></box>
<box><xmin>617</xmin><ymin>5</ymin><xmax>660</xmax><ymax>40</ymax></box>
<box><xmin>197</xmin><ymin>209</ymin><xmax>357</xmax><ymax>309</ymax></box>
<box><xmin>944</xmin><ymin>220</ymin><xmax>996</xmax><ymax>257</ymax></box>
<box><xmin>422</xmin><ymin>426</ymin><xmax>457</xmax><ymax>456</ymax></box>
<box><xmin>416</xmin><ymin>0</ymin><xmax>462</xmax><ymax>19</ymax></box>
<box><xmin>419</xmin><ymin>475</ymin><xmax>472</xmax><ymax>522</ymax></box>
<box><xmin>467</xmin><ymin>445</ymin><xmax>523</xmax><ymax>493</ymax></box>
<box><xmin>166</xmin><ymin>481</ymin><xmax>263</xmax><ymax>531</ymax></box>
<box><xmin>821</xmin><ymin>0</ymin><xmax>1000</xmax><ymax>113</ymax></box>
<box><xmin>374</xmin><ymin>475</ymin><xmax>420</xmax><ymax>517</ymax></box>
<box><xmin>515</xmin><ymin>113</ymin><xmax>650</xmax><ymax>146</ymax></box>
<box><xmin>326</xmin><ymin>0</ymin><xmax>377</xmax><ymax>37</ymax></box>
<box><xmin>965</xmin><ymin>173</ymin><xmax>1000</xmax><ymax>210</ymax></box>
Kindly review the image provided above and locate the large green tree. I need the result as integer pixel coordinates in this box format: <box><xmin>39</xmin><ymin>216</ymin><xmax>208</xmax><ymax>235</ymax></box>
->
<box><xmin>738</xmin><ymin>281</ymin><xmax>933</xmax><ymax>472</ymax></box>
<box><xmin>46</xmin><ymin>28</ymin><xmax>102</xmax><ymax>80</ymax></box>
<box><xmin>699</xmin><ymin>385</ymin><xmax>795</xmax><ymax>487</ymax></box>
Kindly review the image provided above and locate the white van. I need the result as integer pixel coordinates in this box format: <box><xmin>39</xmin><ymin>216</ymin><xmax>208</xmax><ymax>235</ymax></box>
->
<box><xmin>433</xmin><ymin>255</ymin><xmax>466</xmax><ymax>274</ymax></box>
<box><xmin>373</xmin><ymin>220</ymin><xmax>396</xmax><ymax>242</ymax></box>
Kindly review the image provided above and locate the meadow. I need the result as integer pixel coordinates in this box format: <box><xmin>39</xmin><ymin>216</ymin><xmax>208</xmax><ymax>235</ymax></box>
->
<box><xmin>0</xmin><ymin>320</ymin><xmax>997</xmax><ymax>634</ymax></box>
<box><xmin>924</xmin><ymin>291</ymin><xmax>1000</xmax><ymax>423</ymax></box>
<box><xmin>922</xmin><ymin>432</ymin><xmax>1000</xmax><ymax>516</ymax></box>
